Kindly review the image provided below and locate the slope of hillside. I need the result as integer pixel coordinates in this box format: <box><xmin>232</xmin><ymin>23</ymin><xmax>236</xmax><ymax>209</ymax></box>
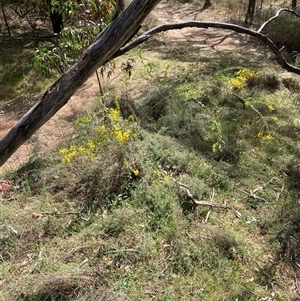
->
<box><xmin>1</xmin><ymin>1</ymin><xmax>300</xmax><ymax>300</ymax></box>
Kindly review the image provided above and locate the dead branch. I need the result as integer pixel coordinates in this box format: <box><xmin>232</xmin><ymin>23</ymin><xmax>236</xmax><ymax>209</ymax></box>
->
<box><xmin>237</xmin><ymin>188</ymin><xmax>266</xmax><ymax>202</ymax></box>
<box><xmin>204</xmin><ymin>187</ymin><xmax>214</xmax><ymax>223</ymax></box>
<box><xmin>258</xmin><ymin>7</ymin><xmax>300</xmax><ymax>33</ymax></box>
<box><xmin>275</xmin><ymin>184</ymin><xmax>285</xmax><ymax>202</ymax></box>
<box><xmin>103</xmin><ymin>249</ymin><xmax>139</xmax><ymax>255</ymax></box>
<box><xmin>179</xmin><ymin>184</ymin><xmax>228</xmax><ymax>208</ymax></box>
<box><xmin>176</xmin><ymin>180</ymin><xmax>241</xmax><ymax>218</ymax></box>
<box><xmin>114</xmin><ymin>20</ymin><xmax>300</xmax><ymax>75</ymax></box>
<box><xmin>237</xmin><ymin>177</ymin><xmax>278</xmax><ymax>201</ymax></box>
<box><xmin>34</xmin><ymin>211</ymin><xmax>80</xmax><ymax>216</ymax></box>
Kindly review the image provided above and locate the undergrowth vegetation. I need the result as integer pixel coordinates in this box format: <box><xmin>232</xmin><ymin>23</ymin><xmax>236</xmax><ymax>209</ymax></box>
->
<box><xmin>1</xmin><ymin>1</ymin><xmax>300</xmax><ymax>300</ymax></box>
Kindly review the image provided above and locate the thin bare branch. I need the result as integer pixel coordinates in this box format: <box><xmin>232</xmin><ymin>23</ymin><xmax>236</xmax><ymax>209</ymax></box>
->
<box><xmin>103</xmin><ymin>249</ymin><xmax>139</xmax><ymax>255</ymax></box>
<box><xmin>113</xmin><ymin>21</ymin><xmax>300</xmax><ymax>75</ymax></box>
<box><xmin>179</xmin><ymin>184</ymin><xmax>229</xmax><ymax>208</ymax></box>
<box><xmin>258</xmin><ymin>7</ymin><xmax>300</xmax><ymax>33</ymax></box>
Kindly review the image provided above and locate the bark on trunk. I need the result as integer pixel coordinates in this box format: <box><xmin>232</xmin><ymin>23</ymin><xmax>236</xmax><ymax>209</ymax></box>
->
<box><xmin>245</xmin><ymin>0</ymin><xmax>256</xmax><ymax>25</ymax></box>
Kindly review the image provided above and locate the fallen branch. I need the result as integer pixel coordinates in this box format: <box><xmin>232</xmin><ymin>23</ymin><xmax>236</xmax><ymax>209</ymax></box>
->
<box><xmin>237</xmin><ymin>177</ymin><xmax>277</xmax><ymax>201</ymax></box>
<box><xmin>176</xmin><ymin>180</ymin><xmax>241</xmax><ymax>218</ymax></box>
<box><xmin>275</xmin><ymin>184</ymin><xmax>285</xmax><ymax>202</ymax></box>
<box><xmin>237</xmin><ymin>188</ymin><xmax>266</xmax><ymax>202</ymax></box>
<box><xmin>205</xmin><ymin>187</ymin><xmax>214</xmax><ymax>223</ymax></box>
<box><xmin>178</xmin><ymin>184</ymin><xmax>227</xmax><ymax>208</ymax></box>
<box><xmin>33</xmin><ymin>211</ymin><xmax>80</xmax><ymax>216</ymax></box>
<box><xmin>32</xmin><ymin>211</ymin><xmax>90</xmax><ymax>222</ymax></box>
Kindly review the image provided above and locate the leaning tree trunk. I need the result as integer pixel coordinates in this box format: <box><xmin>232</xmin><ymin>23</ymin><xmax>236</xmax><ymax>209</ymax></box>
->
<box><xmin>245</xmin><ymin>0</ymin><xmax>256</xmax><ymax>25</ymax></box>
<box><xmin>0</xmin><ymin>0</ymin><xmax>161</xmax><ymax>167</ymax></box>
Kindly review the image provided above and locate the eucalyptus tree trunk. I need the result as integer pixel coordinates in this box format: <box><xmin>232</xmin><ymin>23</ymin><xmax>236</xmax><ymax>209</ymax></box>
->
<box><xmin>245</xmin><ymin>0</ymin><xmax>256</xmax><ymax>25</ymax></box>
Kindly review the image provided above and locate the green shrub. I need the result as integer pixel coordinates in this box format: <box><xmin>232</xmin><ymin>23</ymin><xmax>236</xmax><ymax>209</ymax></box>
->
<box><xmin>259</xmin><ymin>8</ymin><xmax>300</xmax><ymax>51</ymax></box>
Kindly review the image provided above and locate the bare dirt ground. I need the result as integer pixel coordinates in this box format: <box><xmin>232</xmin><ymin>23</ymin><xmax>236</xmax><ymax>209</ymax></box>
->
<box><xmin>0</xmin><ymin>77</ymin><xmax>101</xmax><ymax>172</ymax></box>
<box><xmin>151</xmin><ymin>2</ymin><xmax>259</xmax><ymax>53</ymax></box>
<box><xmin>0</xmin><ymin>1</ymin><xmax>278</xmax><ymax>173</ymax></box>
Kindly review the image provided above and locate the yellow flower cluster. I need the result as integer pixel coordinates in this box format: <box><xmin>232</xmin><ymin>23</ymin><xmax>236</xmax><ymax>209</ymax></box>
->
<box><xmin>87</xmin><ymin>139</ymin><xmax>96</xmax><ymax>151</ymax></box>
<box><xmin>96</xmin><ymin>108</ymin><xmax>133</xmax><ymax>144</ymax></box>
<box><xmin>212</xmin><ymin>143</ymin><xmax>218</xmax><ymax>153</ymax></box>
<box><xmin>59</xmin><ymin>146</ymin><xmax>77</xmax><ymax>164</ymax></box>
<box><xmin>111</xmin><ymin>125</ymin><xmax>131</xmax><ymax>144</ymax></box>
<box><xmin>59</xmin><ymin>105</ymin><xmax>136</xmax><ymax>164</ymax></box>
<box><xmin>108</xmin><ymin>108</ymin><xmax>120</xmax><ymax>121</ymax></box>
<box><xmin>133</xmin><ymin>169</ymin><xmax>139</xmax><ymax>176</ymax></box>
<box><xmin>268</xmin><ymin>105</ymin><xmax>275</xmax><ymax>112</ymax></box>
<box><xmin>97</xmin><ymin>125</ymin><xmax>106</xmax><ymax>133</ymax></box>
<box><xmin>59</xmin><ymin>139</ymin><xmax>96</xmax><ymax>163</ymax></box>
<box><xmin>97</xmin><ymin>109</ymin><xmax>132</xmax><ymax>144</ymax></box>
<box><xmin>212</xmin><ymin>142</ymin><xmax>223</xmax><ymax>153</ymax></box>
<box><xmin>257</xmin><ymin>131</ymin><xmax>273</xmax><ymax>141</ymax></box>
<box><xmin>229</xmin><ymin>68</ymin><xmax>258</xmax><ymax>89</ymax></box>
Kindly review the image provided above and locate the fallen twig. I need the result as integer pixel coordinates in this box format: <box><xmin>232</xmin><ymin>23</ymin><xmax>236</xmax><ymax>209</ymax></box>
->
<box><xmin>103</xmin><ymin>248</ymin><xmax>139</xmax><ymax>255</ymax></box>
<box><xmin>237</xmin><ymin>177</ymin><xmax>278</xmax><ymax>202</ymax></box>
<box><xmin>204</xmin><ymin>188</ymin><xmax>214</xmax><ymax>223</ymax></box>
<box><xmin>178</xmin><ymin>182</ymin><xmax>228</xmax><ymax>209</ymax></box>
<box><xmin>176</xmin><ymin>180</ymin><xmax>241</xmax><ymax>218</ymax></box>
<box><xmin>32</xmin><ymin>211</ymin><xmax>90</xmax><ymax>222</ymax></box>
<box><xmin>275</xmin><ymin>184</ymin><xmax>285</xmax><ymax>202</ymax></box>
<box><xmin>34</xmin><ymin>211</ymin><xmax>80</xmax><ymax>216</ymax></box>
<box><xmin>237</xmin><ymin>188</ymin><xmax>266</xmax><ymax>202</ymax></box>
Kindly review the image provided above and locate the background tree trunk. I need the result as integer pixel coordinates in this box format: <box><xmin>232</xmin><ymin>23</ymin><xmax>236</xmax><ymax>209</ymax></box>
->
<box><xmin>0</xmin><ymin>0</ymin><xmax>161</xmax><ymax>167</ymax></box>
<box><xmin>1</xmin><ymin>0</ymin><xmax>11</xmax><ymax>36</ymax></box>
<box><xmin>50</xmin><ymin>10</ymin><xmax>63</xmax><ymax>34</ymax></box>
<box><xmin>292</xmin><ymin>0</ymin><xmax>297</xmax><ymax>8</ymax></box>
<box><xmin>245</xmin><ymin>0</ymin><xmax>256</xmax><ymax>25</ymax></box>
<box><xmin>48</xmin><ymin>0</ymin><xmax>63</xmax><ymax>35</ymax></box>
